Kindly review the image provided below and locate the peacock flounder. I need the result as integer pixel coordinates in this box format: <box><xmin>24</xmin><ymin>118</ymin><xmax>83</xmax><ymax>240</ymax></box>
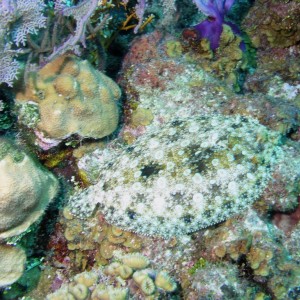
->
<box><xmin>69</xmin><ymin>114</ymin><xmax>283</xmax><ymax>238</ymax></box>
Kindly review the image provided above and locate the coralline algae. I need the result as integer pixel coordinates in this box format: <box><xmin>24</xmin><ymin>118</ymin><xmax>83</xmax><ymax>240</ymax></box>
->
<box><xmin>69</xmin><ymin>114</ymin><xmax>283</xmax><ymax>238</ymax></box>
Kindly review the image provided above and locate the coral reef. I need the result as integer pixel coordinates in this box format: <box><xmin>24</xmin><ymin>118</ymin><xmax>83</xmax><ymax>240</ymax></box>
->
<box><xmin>0</xmin><ymin>136</ymin><xmax>58</xmax><ymax>288</ymax></box>
<box><xmin>0</xmin><ymin>0</ymin><xmax>153</xmax><ymax>87</ymax></box>
<box><xmin>191</xmin><ymin>0</ymin><xmax>244</xmax><ymax>51</ymax></box>
<box><xmin>25</xmin><ymin>206</ymin><xmax>186</xmax><ymax>298</ymax></box>
<box><xmin>47</xmin><ymin>208</ymin><xmax>144</xmax><ymax>273</ymax></box>
<box><xmin>242</xmin><ymin>0</ymin><xmax>300</xmax><ymax>49</ymax></box>
<box><xmin>187</xmin><ymin>208</ymin><xmax>300</xmax><ymax>299</ymax></box>
<box><xmin>284</xmin><ymin>222</ymin><xmax>300</xmax><ymax>262</ymax></box>
<box><xmin>261</xmin><ymin>144</ymin><xmax>300</xmax><ymax>213</ymax></box>
<box><xmin>273</xmin><ymin>198</ymin><xmax>300</xmax><ymax>235</ymax></box>
<box><xmin>46</xmin><ymin>252</ymin><xmax>178</xmax><ymax>299</ymax></box>
<box><xmin>15</xmin><ymin>54</ymin><xmax>121</xmax><ymax>149</ymax></box>
<box><xmin>0</xmin><ymin>244</ymin><xmax>26</xmax><ymax>287</ymax></box>
<box><xmin>242</xmin><ymin>0</ymin><xmax>300</xmax><ymax>94</ymax></box>
<box><xmin>35</xmin><ymin>200</ymin><xmax>300</xmax><ymax>299</ymax></box>
<box><xmin>182</xmin><ymin>22</ymin><xmax>247</xmax><ymax>91</ymax></box>
<box><xmin>69</xmin><ymin>113</ymin><xmax>283</xmax><ymax>238</ymax></box>
<box><xmin>123</xmin><ymin>27</ymin><xmax>247</xmax><ymax>91</ymax></box>
<box><xmin>119</xmin><ymin>31</ymin><xmax>299</xmax><ymax>134</ymax></box>
<box><xmin>1</xmin><ymin>0</ymin><xmax>300</xmax><ymax>299</ymax></box>
<box><xmin>190</xmin><ymin>263</ymin><xmax>247</xmax><ymax>299</ymax></box>
<box><xmin>0</xmin><ymin>0</ymin><xmax>46</xmax><ymax>86</ymax></box>
<box><xmin>0</xmin><ymin>97</ymin><xmax>14</xmax><ymax>131</ymax></box>
<box><xmin>0</xmin><ymin>137</ymin><xmax>59</xmax><ymax>239</ymax></box>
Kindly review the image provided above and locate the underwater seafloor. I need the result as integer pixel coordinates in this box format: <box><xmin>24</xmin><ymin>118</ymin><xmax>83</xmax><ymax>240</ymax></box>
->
<box><xmin>0</xmin><ymin>0</ymin><xmax>300</xmax><ymax>299</ymax></box>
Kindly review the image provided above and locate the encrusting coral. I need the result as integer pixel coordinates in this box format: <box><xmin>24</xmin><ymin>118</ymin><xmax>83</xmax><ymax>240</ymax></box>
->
<box><xmin>69</xmin><ymin>113</ymin><xmax>283</xmax><ymax>238</ymax></box>
<box><xmin>15</xmin><ymin>54</ymin><xmax>121</xmax><ymax>149</ymax></box>
<box><xmin>242</xmin><ymin>0</ymin><xmax>300</xmax><ymax>49</ymax></box>
<box><xmin>0</xmin><ymin>137</ymin><xmax>59</xmax><ymax>239</ymax></box>
<box><xmin>187</xmin><ymin>208</ymin><xmax>300</xmax><ymax>299</ymax></box>
<box><xmin>119</xmin><ymin>30</ymin><xmax>299</xmax><ymax>137</ymax></box>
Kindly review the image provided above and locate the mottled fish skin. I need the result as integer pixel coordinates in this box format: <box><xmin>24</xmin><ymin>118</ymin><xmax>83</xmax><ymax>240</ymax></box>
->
<box><xmin>69</xmin><ymin>114</ymin><xmax>283</xmax><ymax>238</ymax></box>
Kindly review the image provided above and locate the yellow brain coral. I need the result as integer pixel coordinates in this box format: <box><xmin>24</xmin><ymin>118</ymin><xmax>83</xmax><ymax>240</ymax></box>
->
<box><xmin>15</xmin><ymin>55</ymin><xmax>121</xmax><ymax>143</ymax></box>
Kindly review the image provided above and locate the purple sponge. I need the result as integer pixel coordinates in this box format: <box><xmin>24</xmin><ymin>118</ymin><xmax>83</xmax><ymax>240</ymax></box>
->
<box><xmin>192</xmin><ymin>0</ymin><xmax>244</xmax><ymax>50</ymax></box>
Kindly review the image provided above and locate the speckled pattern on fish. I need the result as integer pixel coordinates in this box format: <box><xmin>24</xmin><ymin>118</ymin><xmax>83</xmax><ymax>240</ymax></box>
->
<box><xmin>69</xmin><ymin>114</ymin><xmax>283</xmax><ymax>238</ymax></box>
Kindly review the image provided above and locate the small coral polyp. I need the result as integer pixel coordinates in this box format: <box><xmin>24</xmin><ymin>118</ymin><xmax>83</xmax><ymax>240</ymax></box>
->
<box><xmin>69</xmin><ymin>114</ymin><xmax>283</xmax><ymax>238</ymax></box>
<box><xmin>15</xmin><ymin>55</ymin><xmax>121</xmax><ymax>148</ymax></box>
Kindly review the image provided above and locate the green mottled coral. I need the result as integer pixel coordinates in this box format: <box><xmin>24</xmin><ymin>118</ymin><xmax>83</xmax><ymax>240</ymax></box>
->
<box><xmin>69</xmin><ymin>114</ymin><xmax>283</xmax><ymax>238</ymax></box>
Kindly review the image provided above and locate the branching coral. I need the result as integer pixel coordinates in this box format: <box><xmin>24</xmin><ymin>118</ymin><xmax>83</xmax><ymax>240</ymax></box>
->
<box><xmin>0</xmin><ymin>0</ymin><xmax>152</xmax><ymax>87</ymax></box>
<box><xmin>1</xmin><ymin>0</ymin><xmax>47</xmax><ymax>47</ymax></box>
<box><xmin>0</xmin><ymin>0</ymin><xmax>46</xmax><ymax>86</ymax></box>
<box><xmin>48</xmin><ymin>0</ymin><xmax>99</xmax><ymax>61</ymax></box>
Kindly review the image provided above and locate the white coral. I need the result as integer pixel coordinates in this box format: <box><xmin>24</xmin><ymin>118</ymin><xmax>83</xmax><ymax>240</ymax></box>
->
<box><xmin>12</xmin><ymin>0</ymin><xmax>46</xmax><ymax>46</ymax></box>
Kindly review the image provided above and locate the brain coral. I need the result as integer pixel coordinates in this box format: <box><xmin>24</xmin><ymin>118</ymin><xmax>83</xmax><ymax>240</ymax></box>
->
<box><xmin>15</xmin><ymin>55</ymin><xmax>121</xmax><ymax>143</ymax></box>
<box><xmin>0</xmin><ymin>244</ymin><xmax>26</xmax><ymax>287</ymax></box>
<box><xmin>69</xmin><ymin>114</ymin><xmax>283</xmax><ymax>238</ymax></box>
<box><xmin>0</xmin><ymin>138</ymin><xmax>59</xmax><ymax>239</ymax></box>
